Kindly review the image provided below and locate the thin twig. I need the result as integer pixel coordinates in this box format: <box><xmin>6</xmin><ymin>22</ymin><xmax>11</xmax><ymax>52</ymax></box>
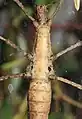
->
<box><xmin>0</xmin><ymin>36</ymin><xmax>20</xmax><ymax>50</ymax></box>
<box><xmin>62</xmin><ymin>94</ymin><xmax>82</xmax><ymax>108</ymax></box>
<box><xmin>54</xmin><ymin>41</ymin><xmax>82</xmax><ymax>60</ymax></box>
<box><xmin>13</xmin><ymin>0</ymin><xmax>34</xmax><ymax>21</ymax></box>
<box><xmin>49</xmin><ymin>76</ymin><xmax>82</xmax><ymax>90</ymax></box>
<box><xmin>52</xmin><ymin>77</ymin><xmax>82</xmax><ymax>108</ymax></box>
<box><xmin>0</xmin><ymin>73</ymin><xmax>31</xmax><ymax>81</ymax></box>
<box><xmin>0</xmin><ymin>36</ymin><xmax>32</xmax><ymax>60</ymax></box>
<box><xmin>48</xmin><ymin>0</ymin><xmax>63</xmax><ymax>20</ymax></box>
<box><xmin>55</xmin><ymin>93</ymin><xmax>82</xmax><ymax>108</ymax></box>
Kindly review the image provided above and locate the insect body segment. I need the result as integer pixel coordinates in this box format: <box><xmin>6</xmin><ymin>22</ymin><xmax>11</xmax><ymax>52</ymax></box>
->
<box><xmin>32</xmin><ymin>25</ymin><xmax>51</xmax><ymax>79</ymax></box>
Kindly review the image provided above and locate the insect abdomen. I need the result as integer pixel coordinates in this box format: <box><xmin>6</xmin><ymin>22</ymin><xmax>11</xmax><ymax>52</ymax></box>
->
<box><xmin>29</xmin><ymin>79</ymin><xmax>51</xmax><ymax>119</ymax></box>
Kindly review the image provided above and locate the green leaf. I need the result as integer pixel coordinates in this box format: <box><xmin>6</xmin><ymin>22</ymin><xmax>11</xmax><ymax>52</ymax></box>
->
<box><xmin>1</xmin><ymin>57</ymin><xmax>27</xmax><ymax>70</ymax></box>
<box><xmin>0</xmin><ymin>99</ymin><xmax>12</xmax><ymax>119</ymax></box>
<box><xmin>35</xmin><ymin>0</ymin><xmax>53</xmax><ymax>5</ymax></box>
<box><xmin>49</xmin><ymin>112</ymin><xmax>63</xmax><ymax>119</ymax></box>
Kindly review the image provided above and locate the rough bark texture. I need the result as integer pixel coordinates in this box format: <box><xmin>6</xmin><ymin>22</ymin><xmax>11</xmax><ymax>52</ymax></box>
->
<box><xmin>28</xmin><ymin>24</ymin><xmax>52</xmax><ymax>119</ymax></box>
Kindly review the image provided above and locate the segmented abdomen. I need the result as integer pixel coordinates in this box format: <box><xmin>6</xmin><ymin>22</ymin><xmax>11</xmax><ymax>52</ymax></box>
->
<box><xmin>29</xmin><ymin>79</ymin><xmax>51</xmax><ymax>119</ymax></box>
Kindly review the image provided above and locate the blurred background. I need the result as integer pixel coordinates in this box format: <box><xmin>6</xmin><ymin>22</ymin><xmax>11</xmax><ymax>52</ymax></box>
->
<box><xmin>0</xmin><ymin>0</ymin><xmax>82</xmax><ymax>119</ymax></box>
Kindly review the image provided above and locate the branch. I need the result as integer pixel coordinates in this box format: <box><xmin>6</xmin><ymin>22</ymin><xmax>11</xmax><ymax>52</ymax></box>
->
<box><xmin>52</xmin><ymin>77</ymin><xmax>82</xmax><ymax>108</ymax></box>
<box><xmin>13</xmin><ymin>0</ymin><xmax>38</xmax><ymax>27</ymax></box>
<box><xmin>52</xmin><ymin>80</ymin><xmax>82</xmax><ymax>108</ymax></box>
<box><xmin>54</xmin><ymin>41</ymin><xmax>82</xmax><ymax>60</ymax></box>
<box><xmin>49</xmin><ymin>76</ymin><xmax>82</xmax><ymax>90</ymax></box>
<box><xmin>0</xmin><ymin>36</ymin><xmax>32</xmax><ymax>60</ymax></box>
<box><xmin>55</xmin><ymin>93</ymin><xmax>82</xmax><ymax>108</ymax></box>
<box><xmin>0</xmin><ymin>36</ymin><xmax>20</xmax><ymax>50</ymax></box>
<box><xmin>61</xmin><ymin>94</ymin><xmax>82</xmax><ymax>108</ymax></box>
<box><xmin>48</xmin><ymin>0</ymin><xmax>63</xmax><ymax>20</ymax></box>
<box><xmin>13</xmin><ymin>0</ymin><xmax>34</xmax><ymax>21</ymax></box>
<box><xmin>0</xmin><ymin>73</ymin><xmax>31</xmax><ymax>81</ymax></box>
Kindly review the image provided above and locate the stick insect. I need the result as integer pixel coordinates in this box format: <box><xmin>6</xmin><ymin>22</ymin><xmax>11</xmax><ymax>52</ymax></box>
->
<box><xmin>0</xmin><ymin>0</ymin><xmax>82</xmax><ymax>119</ymax></box>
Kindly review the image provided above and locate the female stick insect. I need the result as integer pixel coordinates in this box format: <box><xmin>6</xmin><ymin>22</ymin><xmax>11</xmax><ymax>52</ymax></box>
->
<box><xmin>0</xmin><ymin>0</ymin><xmax>82</xmax><ymax>119</ymax></box>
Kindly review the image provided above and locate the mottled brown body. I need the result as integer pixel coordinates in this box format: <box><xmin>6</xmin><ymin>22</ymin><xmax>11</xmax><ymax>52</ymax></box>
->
<box><xmin>27</xmin><ymin>5</ymin><xmax>54</xmax><ymax>119</ymax></box>
<box><xmin>28</xmin><ymin>23</ymin><xmax>53</xmax><ymax>119</ymax></box>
